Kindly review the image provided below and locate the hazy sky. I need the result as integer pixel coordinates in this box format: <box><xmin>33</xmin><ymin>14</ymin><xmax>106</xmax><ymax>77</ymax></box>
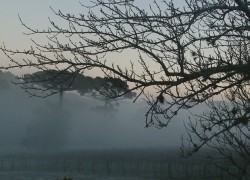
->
<box><xmin>0</xmin><ymin>0</ymin><xmax>185</xmax><ymax>76</ymax></box>
<box><xmin>0</xmin><ymin>1</ymin><xmax>71</xmax><ymax>43</ymax></box>
<box><xmin>0</xmin><ymin>1</ymin><xmax>85</xmax><ymax>74</ymax></box>
<box><xmin>0</xmin><ymin>1</ymin><xmax>125</xmax><ymax>75</ymax></box>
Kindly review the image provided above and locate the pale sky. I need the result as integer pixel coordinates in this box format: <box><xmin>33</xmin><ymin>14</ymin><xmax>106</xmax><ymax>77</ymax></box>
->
<box><xmin>0</xmin><ymin>1</ymin><xmax>86</xmax><ymax>75</ymax></box>
<box><xmin>0</xmin><ymin>0</ymin><xmax>184</xmax><ymax>76</ymax></box>
<box><xmin>0</xmin><ymin>1</ymin><xmax>79</xmax><ymax>44</ymax></box>
<box><xmin>0</xmin><ymin>1</ymin><xmax>86</xmax><ymax>38</ymax></box>
<box><xmin>0</xmin><ymin>1</ymin><xmax>134</xmax><ymax>75</ymax></box>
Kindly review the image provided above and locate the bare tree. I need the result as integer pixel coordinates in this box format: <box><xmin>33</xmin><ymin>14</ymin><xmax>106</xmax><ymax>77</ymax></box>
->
<box><xmin>182</xmin><ymin>86</ymin><xmax>250</xmax><ymax>179</ymax></box>
<box><xmin>1</xmin><ymin>0</ymin><xmax>250</xmax><ymax>129</ymax></box>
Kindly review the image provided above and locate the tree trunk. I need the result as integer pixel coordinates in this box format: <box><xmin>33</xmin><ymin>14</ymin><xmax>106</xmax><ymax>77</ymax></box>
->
<box><xmin>59</xmin><ymin>89</ymin><xmax>64</xmax><ymax>109</ymax></box>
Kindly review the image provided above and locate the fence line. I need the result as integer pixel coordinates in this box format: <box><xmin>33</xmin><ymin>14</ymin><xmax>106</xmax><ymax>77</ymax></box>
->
<box><xmin>0</xmin><ymin>156</ymin><xmax>245</xmax><ymax>179</ymax></box>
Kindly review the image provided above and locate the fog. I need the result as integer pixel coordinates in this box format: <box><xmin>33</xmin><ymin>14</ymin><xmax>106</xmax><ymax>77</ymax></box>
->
<box><xmin>0</xmin><ymin>71</ymin><xmax>188</xmax><ymax>154</ymax></box>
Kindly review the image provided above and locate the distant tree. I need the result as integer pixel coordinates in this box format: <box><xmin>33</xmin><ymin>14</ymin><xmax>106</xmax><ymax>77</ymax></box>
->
<box><xmin>23</xmin><ymin>105</ymin><xmax>70</xmax><ymax>150</ymax></box>
<box><xmin>21</xmin><ymin>70</ymin><xmax>135</xmax><ymax>108</ymax></box>
<box><xmin>21</xmin><ymin>70</ymin><xmax>74</xmax><ymax>105</ymax></box>
<box><xmin>72</xmin><ymin>73</ymin><xmax>136</xmax><ymax>111</ymax></box>
<box><xmin>0</xmin><ymin>71</ymin><xmax>11</xmax><ymax>91</ymax></box>
<box><xmin>0</xmin><ymin>79</ymin><xmax>10</xmax><ymax>91</ymax></box>
<box><xmin>2</xmin><ymin>0</ymin><xmax>250</xmax><ymax>161</ymax></box>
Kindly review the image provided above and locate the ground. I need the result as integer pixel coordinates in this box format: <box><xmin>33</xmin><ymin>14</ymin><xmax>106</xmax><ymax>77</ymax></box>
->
<box><xmin>0</xmin><ymin>172</ymin><xmax>159</xmax><ymax>180</ymax></box>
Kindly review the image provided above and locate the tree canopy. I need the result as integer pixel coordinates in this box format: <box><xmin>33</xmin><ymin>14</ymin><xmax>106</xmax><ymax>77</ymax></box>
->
<box><xmin>21</xmin><ymin>70</ymin><xmax>135</xmax><ymax>100</ymax></box>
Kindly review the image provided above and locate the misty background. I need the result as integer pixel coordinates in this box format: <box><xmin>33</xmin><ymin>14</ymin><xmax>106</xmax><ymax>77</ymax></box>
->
<box><xmin>0</xmin><ymin>71</ymin><xmax>188</xmax><ymax>153</ymax></box>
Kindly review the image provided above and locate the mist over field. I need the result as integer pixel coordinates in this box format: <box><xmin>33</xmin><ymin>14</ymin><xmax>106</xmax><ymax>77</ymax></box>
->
<box><xmin>0</xmin><ymin>71</ymin><xmax>187</xmax><ymax>154</ymax></box>
<box><xmin>0</xmin><ymin>72</ymin><xmax>239</xmax><ymax>180</ymax></box>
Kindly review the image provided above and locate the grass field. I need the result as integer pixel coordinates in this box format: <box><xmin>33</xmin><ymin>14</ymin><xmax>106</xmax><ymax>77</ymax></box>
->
<box><xmin>0</xmin><ymin>149</ymin><xmax>247</xmax><ymax>180</ymax></box>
